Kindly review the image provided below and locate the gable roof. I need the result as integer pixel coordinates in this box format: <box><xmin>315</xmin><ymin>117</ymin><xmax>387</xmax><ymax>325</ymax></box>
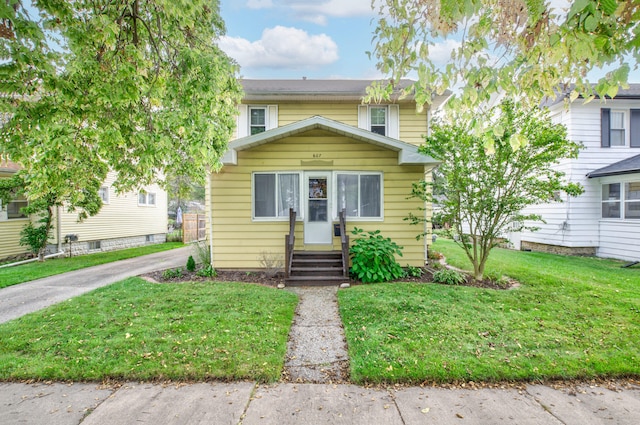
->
<box><xmin>240</xmin><ymin>79</ymin><xmax>451</xmax><ymax>109</ymax></box>
<box><xmin>587</xmin><ymin>154</ymin><xmax>640</xmax><ymax>178</ymax></box>
<box><xmin>221</xmin><ymin>115</ymin><xmax>438</xmax><ymax>166</ymax></box>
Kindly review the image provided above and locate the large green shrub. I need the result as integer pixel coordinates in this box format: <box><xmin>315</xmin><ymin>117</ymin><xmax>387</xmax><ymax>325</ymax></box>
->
<box><xmin>349</xmin><ymin>228</ymin><xmax>404</xmax><ymax>283</ymax></box>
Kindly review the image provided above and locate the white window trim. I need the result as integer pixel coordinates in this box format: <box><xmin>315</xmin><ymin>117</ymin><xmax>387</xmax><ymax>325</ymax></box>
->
<box><xmin>5</xmin><ymin>196</ymin><xmax>28</xmax><ymax>220</ymax></box>
<box><xmin>138</xmin><ymin>191</ymin><xmax>157</xmax><ymax>207</ymax></box>
<box><xmin>252</xmin><ymin>171</ymin><xmax>304</xmax><ymax>221</ymax></box>
<box><xmin>333</xmin><ymin>171</ymin><xmax>384</xmax><ymax>221</ymax></box>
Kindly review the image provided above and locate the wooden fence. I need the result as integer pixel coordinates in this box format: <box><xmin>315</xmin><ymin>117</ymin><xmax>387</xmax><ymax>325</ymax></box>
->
<box><xmin>183</xmin><ymin>213</ymin><xmax>206</xmax><ymax>243</ymax></box>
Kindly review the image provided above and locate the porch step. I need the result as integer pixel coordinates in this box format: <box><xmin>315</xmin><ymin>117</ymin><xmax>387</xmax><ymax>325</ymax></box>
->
<box><xmin>286</xmin><ymin>251</ymin><xmax>348</xmax><ymax>286</ymax></box>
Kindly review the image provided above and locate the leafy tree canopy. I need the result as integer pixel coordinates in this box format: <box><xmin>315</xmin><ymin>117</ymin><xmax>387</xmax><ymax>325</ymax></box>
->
<box><xmin>0</xmin><ymin>0</ymin><xmax>242</xmax><ymax>218</ymax></box>
<box><xmin>369</xmin><ymin>0</ymin><xmax>639</xmax><ymax>114</ymax></box>
<box><xmin>417</xmin><ymin>100</ymin><xmax>582</xmax><ymax>281</ymax></box>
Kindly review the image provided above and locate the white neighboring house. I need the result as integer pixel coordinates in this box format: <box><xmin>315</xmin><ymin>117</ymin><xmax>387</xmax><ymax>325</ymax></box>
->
<box><xmin>0</xmin><ymin>165</ymin><xmax>168</xmax><ymax>260</ymax></box>
<box><xmin>512</xmin><ymin>85</ymin><xmax>640</xmax><ymax>262</ymax></box>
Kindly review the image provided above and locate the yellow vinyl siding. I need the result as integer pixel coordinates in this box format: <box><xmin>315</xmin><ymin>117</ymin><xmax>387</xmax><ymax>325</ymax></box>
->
<box><xmin>210</xmin><ymin>132</ymin><xmax>427</xmax><ymax>269</ymax></box>
<box><xmin>51</xmin><ymin>173</ymin><xmax>167</xmax><ymax>244</ymax></box>
<box><xmin>0</xmin><ymin>219</ymin><xmax>29</xmax><ymax>258</ymax></box>
<box><xmin>235</xmin><ymin>102</ymin><xmax>429</xmax><ymax>146</ymax></box>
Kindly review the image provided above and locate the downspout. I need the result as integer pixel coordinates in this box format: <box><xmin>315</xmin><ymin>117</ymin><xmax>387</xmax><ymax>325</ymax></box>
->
<box><xmin>207</xmin><ymin>169</ymin><xmax>214</xmax><ymax>267</ymax></box>
<box><xmin>56</xmin><ymin>206</ymin><xmax>62</xmax><ymax>254</ymax></box>
<box><xmin>425</xmin><ymin>107</ymin><xmax>432</xmax><ymax>264</ymax></box>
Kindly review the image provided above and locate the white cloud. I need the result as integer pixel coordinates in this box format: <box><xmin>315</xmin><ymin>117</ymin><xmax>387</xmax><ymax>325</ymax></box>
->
<box><xmin>219</xmin><ymin>26</ymin><xmax>339</xmax><ymax>69</ymax></box>
<box><xmin>246</xmin><ymin>0</ymin><xmax>274</xmax><ymax>9</ymax></box>
<box><xmin>429</xmin><ymin>39</ymin><xmax>461</xmax><ymax>66</ymax></box>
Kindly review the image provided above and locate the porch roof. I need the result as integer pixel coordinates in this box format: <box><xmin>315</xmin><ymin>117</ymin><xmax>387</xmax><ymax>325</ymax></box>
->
<box><xmin>587</xmin><ymin>154</ymin><xmax>640</xmax><ymax>178</ymax></box>
<box><xmin>221</xmin><ymin>115</ymin><xmax>439</xmax><ymax>166</ymax></box>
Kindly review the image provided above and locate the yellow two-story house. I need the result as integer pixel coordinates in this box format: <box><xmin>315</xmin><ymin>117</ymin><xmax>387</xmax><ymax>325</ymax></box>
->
<box><xmin>208</xmin><ymin>79</ymin><xmax>448</xmax><ymax>283</ymax></box>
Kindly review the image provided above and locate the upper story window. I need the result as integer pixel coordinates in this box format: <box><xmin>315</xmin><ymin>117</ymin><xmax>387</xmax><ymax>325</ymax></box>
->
<box><xmin>601</xmin><ymin>108</ymin><xmax>640</xmax><ymax>148</ymax></box>
<box><xmin>237</xmin><ymin>105</ymin><xmax>278</xmax><ymax>139</ymax></box>
<box><xmin>99</xmin><ymin>186</ymin><xmax>109</xmax><ymax>204</ymax></box>
<box><xmin>138</xmin><ymin>191</ymin><xmax>156</xmax><ymax>207</ymax></box>
<box><xmin>250</xmin><ymin>107</ymin><xmax>266</xmax><ymax>135</ymax></box>
<box><xmin>358</xmin><ymin>104</ymin><xmax>399</xmax><ymax>139</ymax></box>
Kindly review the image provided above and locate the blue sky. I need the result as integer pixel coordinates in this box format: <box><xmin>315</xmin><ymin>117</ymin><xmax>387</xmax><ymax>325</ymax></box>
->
<box><xmin>219</xmin><ymin>0</ymin><xmax>636</xmax><ymax>83</ymax></box>
<box><xmin>219</xmin><ymin>0</ymin><xmax>382</xmax><ymax>79</ymax></box>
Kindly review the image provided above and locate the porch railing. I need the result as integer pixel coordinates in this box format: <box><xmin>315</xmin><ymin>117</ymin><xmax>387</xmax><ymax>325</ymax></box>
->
<box><xmin>339</xmin><ymin>208</ymin><xmax>349</xmax><ymax>278</ymax></box>
<box><xmin>285</xmin><ymin>208</ymin><xmax>296</xmax><ymax>278</ymax></box>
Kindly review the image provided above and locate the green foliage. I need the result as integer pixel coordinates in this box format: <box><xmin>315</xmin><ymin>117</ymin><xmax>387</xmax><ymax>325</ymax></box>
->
<box><xmin>193</xmin><ymin>241</ymin><xmax>211</xmax><ymax>266</ymax></box>
<box><xmin>196</xmin><ymin>264</ymin><xmax>217</xmax><ymax>278</ymax></box>
<box><xmin>369</xmin><ymin>0</ymin><xmax>638</xmax><ymax>117</ymax></box>
<box><xmin>1</xmin><ymin>1</ymin><xmax>242</xmax><ymax>217</ymax></box>
<box><xmin>162</xmin><ymin>268</ymin><xmax>183</xmax><ymax>280</ymax></box>
<box><xmin>349</xmin><ymin>228</ymin><xmax>404</xmax><ymax>283</ymax></box>
<box><xmin>186</xmin><ymin>255</ymin><xmax>196</xmax><ymax>272</ymax></box>
<box><xmin>19</xmin><ymin>220</ymin><xmax>51</xmax><ymax>258</ymax></box>
<box><xmin>432</xmin><ymin>269</ymin><xmax>466</xmax><ymax>285</ymax></box>
<box><xmin>405</xmin><ymin>265</ymin><xmax>424</xmax><ymax>278</ymax></box>
<box><xmin>415</xmin><ymin>100</ymin><xmax>582</xmax><ymax>280</ymax></box>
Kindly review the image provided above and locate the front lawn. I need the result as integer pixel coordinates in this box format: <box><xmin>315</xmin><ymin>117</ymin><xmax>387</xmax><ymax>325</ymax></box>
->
<box><xmin>339</xmin><ymin>239</ymin><xmax>640</xmax><ymax>384</ymax></box>
<box><xmin>0</xmin><ymin>242</ymin><xmax>184</xmax><ymax>289</ymax></box>
<box><xmin>0</xmin><ymin>278</ymin><xmax>298</xmax><ymax>382</ymax></box>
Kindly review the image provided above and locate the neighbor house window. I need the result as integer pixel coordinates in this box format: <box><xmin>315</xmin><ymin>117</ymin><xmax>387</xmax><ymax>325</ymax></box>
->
<box><xmin>253</xmin><ymin>172</ymin><xmax>300</xmax><ymax>219</ymax></box>
<box><xmin>99</xmin><ymin>186</ymin><xmax>109</xmax><ymax>204</ymax></box>
<box><xmin>369</xmin><ymin>107</ymin><xmax>387</xmax><ymax>136</ymax></box>
<box><xmin>625</xmin><ymin>181</ymin><xmax>640</xmax><ymax>219</ymax></box>
<box><xmin>602</xmin><ymin>183</ymin><xmax>621</xmax><ymax>218</ymax></box>
<box><xmin>337</xmin><ymin>173</ymin><xmax>382</xmax><ymax>218</ymax></box>
<box><xmin>138</xmin><ymin>191</ymin><xmax>156</xmax><ymax>206</ymax></box>
<box><xmin>610</xmin><ymin>111</ymin><xmax>626</xmax><ymax>146</ymax></box>
<box><xmin>602</xmin><ymin>108</ymin><xmax>640</xmax><ymax>147</ymax></box>
<box><xmin>249</xmin><ymin>107</ymin><xmax>266</xmax><ymax>135</ymax></box>
<box><xmin>7</xmin><ymin>195</ymin><xmax>28</xmax><ymax>219</ymax></box>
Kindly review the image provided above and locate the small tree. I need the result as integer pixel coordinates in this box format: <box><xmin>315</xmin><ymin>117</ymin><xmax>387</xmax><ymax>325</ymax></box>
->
<box><xmin>417</xmin><ymin>100</ymin><xmax>582</xmax><ymax>281</ymax></box>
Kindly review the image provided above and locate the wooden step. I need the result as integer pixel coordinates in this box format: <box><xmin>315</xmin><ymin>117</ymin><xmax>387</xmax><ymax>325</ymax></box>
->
<box><xmin>285</xmin><ymin>275</ymin><xmax>348</xmax><ymax>287</ymax></box>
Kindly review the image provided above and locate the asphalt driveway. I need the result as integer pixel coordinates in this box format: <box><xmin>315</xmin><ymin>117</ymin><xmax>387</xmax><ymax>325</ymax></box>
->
<box><xmin>0</xmin><ymin>245</ymin><xmax>191</xmax><ymax>324</ymax></box>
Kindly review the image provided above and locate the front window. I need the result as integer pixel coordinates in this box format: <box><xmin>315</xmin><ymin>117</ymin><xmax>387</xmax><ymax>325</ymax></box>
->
<box><xmin>250</xmin><ymin>107</ymin><xmax>266</xmax><ymax>135</ymax></box>
<box><xmin>610</xmin><ymin>111</ymin><xmax>626</xmax><ymax>146</ymax></box>
<box><xmin>370</xmin><ymin>107</ymin><xmax>387</xmax><ymax>136</ymax></box>
<box><xmin>337</xmin><ymin>173</ymin><xmax>382</xmax><ymax>218</ymax></box>
<box><xmin>254</xmin><ymin>173</ymin><xmax>300</xmax><ymax>219</ymax></box>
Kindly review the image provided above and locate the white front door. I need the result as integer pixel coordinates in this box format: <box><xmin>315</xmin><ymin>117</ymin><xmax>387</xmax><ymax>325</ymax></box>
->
<box><xmin>304</xmin><ymin>172</ymin><xmax>332</xmax><ymax>244</ymax></box>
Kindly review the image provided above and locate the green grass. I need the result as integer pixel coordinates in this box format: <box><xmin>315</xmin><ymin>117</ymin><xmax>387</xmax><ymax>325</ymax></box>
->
<box><xmin>0</xmin><ymin>242</ymin><xmax>184</xmax><ymax>289</ymax></box>
<box><xmin>339</xmin><ymin>239</ymin><xmax>640</xmax><ymax>384</ymax></box>
<box><xmin>0</xmin><ymin>278</ymin><xmax>298</xmax><ymax>382</ymax></box>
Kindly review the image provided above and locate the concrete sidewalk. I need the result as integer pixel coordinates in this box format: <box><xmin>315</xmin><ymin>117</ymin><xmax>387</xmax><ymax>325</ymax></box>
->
<box><xmin>1</xmin><ymin>380</ymin><xmax>639</xmax><ymax>425</ymax></box>
<box><xmin>0</xmin><ymin>246</ymin><xmax>192</xmax><ymax>324</ymax></box>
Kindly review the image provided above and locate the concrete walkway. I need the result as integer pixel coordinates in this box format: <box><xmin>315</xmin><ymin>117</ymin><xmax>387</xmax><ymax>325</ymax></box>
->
<box><xmin>283</xmin><ymin>287</ymin><xmax>349</xmax><ymax>383</ymax></box>
<box><xmin>1</xmin><ymin>380</ymin><xmax>639</xmax><ymax>425</ymax></box>
<box><xmin>0</xmin><ymin>246</ymin><xmax>192</xmax><ymax>324</ymax></box>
